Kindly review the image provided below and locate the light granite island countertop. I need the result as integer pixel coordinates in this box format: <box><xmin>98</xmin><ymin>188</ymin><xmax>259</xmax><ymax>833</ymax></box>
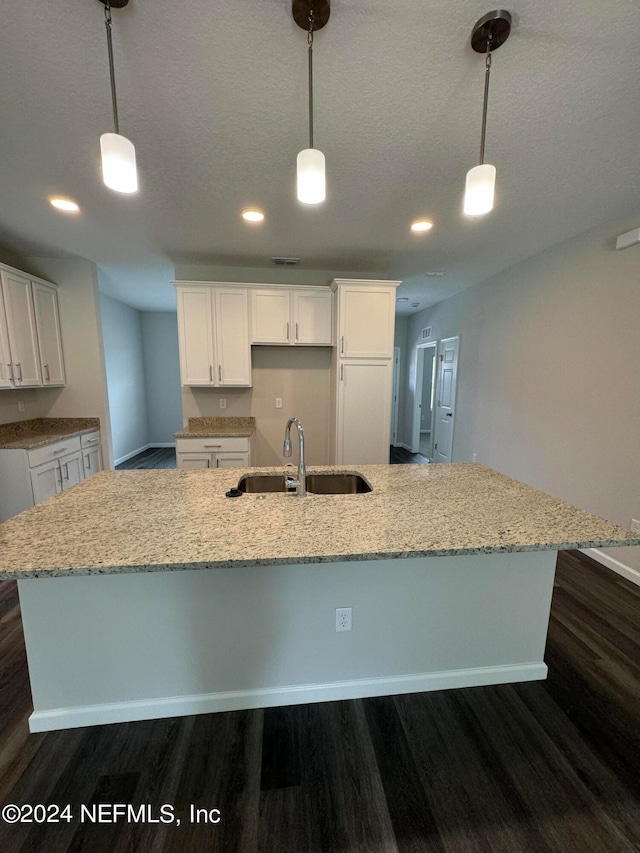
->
<box><xmin>2</xmin><ymin>463</ymin><xmax>638</xmax><ymax>733</ymax></box>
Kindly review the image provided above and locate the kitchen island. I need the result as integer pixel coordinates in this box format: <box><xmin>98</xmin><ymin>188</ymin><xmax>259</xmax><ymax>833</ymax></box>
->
<box><xmin>1</xmin><ymin>463</ymin><xmax>638</xmax><ymax>732</ymax></box>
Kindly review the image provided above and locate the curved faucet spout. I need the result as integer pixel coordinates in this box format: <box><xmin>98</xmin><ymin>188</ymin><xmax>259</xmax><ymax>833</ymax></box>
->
<box><xmin>283</xmin><ymin>417</ymin><xmax>306</xmax><ymax>497</ymax></box>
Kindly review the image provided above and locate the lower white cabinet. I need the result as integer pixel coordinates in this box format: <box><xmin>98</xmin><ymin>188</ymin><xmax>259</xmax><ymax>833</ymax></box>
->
<box><xmin>0</xmin><ymin>430</ymin><xmax>102</xmax><ymax>522</ymax></box>
<box><xmin>176</xmin><ymin>436</ymin><xmax>251</xmax><ymax>469</ymax></box>
<box><xmin>81</xmin><ymin>430</ymin><xmax>103</xmax><ymax>478</ymax></box>
<box><xmin>335</xmin><ymin>360</ymin><xmax>393</xmax><ymax>465</ymax></box>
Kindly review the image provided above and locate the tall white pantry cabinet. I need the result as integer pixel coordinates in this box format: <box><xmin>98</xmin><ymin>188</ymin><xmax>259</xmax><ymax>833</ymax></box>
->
<box><xmin>330</xmin><ymin>279</ymin><xmax>401</xmax><ymax>464</ymax></box>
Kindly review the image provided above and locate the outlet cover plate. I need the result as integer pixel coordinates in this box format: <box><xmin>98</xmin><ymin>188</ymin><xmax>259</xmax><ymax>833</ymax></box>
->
<box><xmin>335</xmin><ymin>607</ymin><xmax>352</xmax><ymax>632</ymax></box>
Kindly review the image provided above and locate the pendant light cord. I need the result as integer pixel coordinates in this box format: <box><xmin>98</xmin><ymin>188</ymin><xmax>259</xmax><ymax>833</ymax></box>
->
<box><xmin>104</xmin><ymin>0</ymin><xmax>120</xmax><ymax>135</ymax></box>
<box><xmin>307</xmin><ymin>11</ymin><xmax>315</xmax><ymax>149</ymax></box>
<box><xmin>479</xmin><ymin>34</ymin><xmax>493</xmax><ymax>165</ymax></box>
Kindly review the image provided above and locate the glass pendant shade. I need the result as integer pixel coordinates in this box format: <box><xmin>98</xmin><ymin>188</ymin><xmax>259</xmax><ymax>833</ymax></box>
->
<box><xmin>100</xmin><ymin>132</ymin><xmax>138</xmax><ymax>194</ymax></box>
<box><xmin>297</xmin><ymin>148</ymin><xmax>326</xmax><ymax>205</ymax></box>
<box><xmin>463</xmin><ymin>163</ymin><xmax>496</xmax><ymax>216</ymax></box>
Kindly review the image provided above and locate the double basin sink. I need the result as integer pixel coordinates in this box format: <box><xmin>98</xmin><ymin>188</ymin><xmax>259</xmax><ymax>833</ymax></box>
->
<box><xmin>237</xmin><ymin>472</ymin><xmax>372</xmax><ymax>495</ymax></box>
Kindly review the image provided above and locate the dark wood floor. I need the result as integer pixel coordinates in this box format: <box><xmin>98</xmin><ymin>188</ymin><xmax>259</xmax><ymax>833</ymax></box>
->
<box><xmin>1</xmin><ymin>550</ymin><xmax>639</xmax><ymax>852</ymax></box>
<box><xmin>390</xmin><ymin>445</ymin><xmax>429</xmax><ymax>464</ymax></box>
<box><xmin>115</xmin><ymin>447</ymin><xmax>177</xmax><ymax>470</ymax></box>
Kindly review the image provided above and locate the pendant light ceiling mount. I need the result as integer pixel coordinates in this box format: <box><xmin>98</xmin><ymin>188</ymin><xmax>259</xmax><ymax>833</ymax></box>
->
<box><xmin>292</xmin><ymin>0</ymin><xmax>330</xmax><ymax>32</ymax></box>
<box><xmin>470</xmin><ymin>9</ymin><xmax>511</xmax><ymax>54</ymax></box>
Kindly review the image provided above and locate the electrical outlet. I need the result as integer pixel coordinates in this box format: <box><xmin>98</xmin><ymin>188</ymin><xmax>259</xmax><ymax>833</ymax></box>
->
<box><xmin>275</xmin><ymin>397</ymin><xmax>282</xmax><ymax>409</ymax></box>
<box><xmin>335</xmin><ymin>607</ymin><xmax>352</xmax><ymax>632</ymax></box>
<box><xmin>472</xmin><ymin>453</ymin><xmax>477</xmax><ymax>463</ymax></box>
<box><xmin>219</xmin><ymin>399</ymin><xmax>226</xmax><ymax>409</ymax></box>
<box><xmin>17</xmin><ymin>400</ymin><xmax>25</xmax><ymax>413</ymax></box>
<box><xmin>631</xmin><ymin>519</ymin><xmax>640</xmax><ymax>534</ymax></box>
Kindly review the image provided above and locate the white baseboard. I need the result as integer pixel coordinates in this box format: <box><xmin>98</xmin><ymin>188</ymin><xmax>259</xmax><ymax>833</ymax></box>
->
<box><xmin>114</xmin><ymin>444</ymin><xmax>150</xmax><ymax>466</ymax></box>
<box><xmin>149</xmin><ymin>443</ymin><xmax>176</xmax><ymax>448</ymax></box>
<box><xmin>580</xmin><ymin>548</ymin><xmax>640</xmax><ymax>587</ymax></box>
<box><xmin>28</xmin><ymin>662</ymin><xmax>547</xmax><ymax>732</ymax></box>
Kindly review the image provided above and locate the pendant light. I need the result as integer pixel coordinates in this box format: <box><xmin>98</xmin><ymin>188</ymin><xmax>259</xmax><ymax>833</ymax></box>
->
<box><xmin>293</xmin><ymin>1</ymin><xmax>330</xmax><ymax>204</ymax></box>
<box><xmin>463</xmin><ymin>10</ymin><xmax>511</xmax><ymax>216</ymax></box>
<box><xmin>98</xmin><ymin>0</ymin><xmax>138</xmax><ymax>194</ymax></box>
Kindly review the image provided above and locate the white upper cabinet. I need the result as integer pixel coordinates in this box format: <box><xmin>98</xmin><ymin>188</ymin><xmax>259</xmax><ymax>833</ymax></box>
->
<box><xmin>251</xmin><ymin>287</ymin><xmax>333</xmax><ymax>346</ymax></box>
<box><xmin>335</xmin><ymin>281</ymin><xmax>398</xmax><ymax>359</ymax></box>
<box><xmin>176</xmin><ymin>285</ymin><xmax>251</xmax><ymax>387</ymax></box>
<box><xmin>251</xmin><ymin>290</ymin><xmax>291</xmax><ymax>344</ymax></box>
<box><xmin>32</xmin><ymin>282</ymin><xmax>66</xmax><ymax>386</ymax></box>
<box><xmin>0</xmin><ymin>270</ymin><xmax>42</xmax><ymax>386</ymax></box>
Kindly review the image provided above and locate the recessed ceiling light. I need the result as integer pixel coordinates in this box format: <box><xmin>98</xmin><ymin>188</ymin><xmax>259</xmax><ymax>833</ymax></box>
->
<box><xmin>49</xmin><ymin>197</ymin><xmax>80</xmax><ymax>214</ymax></box>
<box><xmin>411</xmin><ymin>302</ymin><xmax>420</xmax><ymax>308</ymax></box>
<box><xmin>410</xmin><ymin>219</ymin><xmax>433</xmax><ymax>233</ymax></box>
<box><xmin>397</xmin><ymin>297</ymin><xmax>409</xmax><ymax>302</ymax></box>
<box><xmin>242</xmin><ymin>208</ymin><xmax>265</xmax><ymax>223</ymax></box>
<box><xmin>425</xmin><ymin>271</ymin><xmax>445</xmax><ymax>277</ymax></box>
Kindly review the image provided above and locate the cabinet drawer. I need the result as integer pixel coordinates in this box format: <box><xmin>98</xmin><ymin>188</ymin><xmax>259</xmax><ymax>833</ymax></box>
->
<box><xmin>27</xmin><ymin>436</ymin><xmax>81</xmax><ymax>468</ymax></box>
<box><xmin>81</xmin><ymin>430</ymin><xmax>101</xmax><ymax>449</ymax></box>
<box><xmin>176</xmin><ymin>436</ymin><xmax>250</xmax><ymax>454</ymax></box>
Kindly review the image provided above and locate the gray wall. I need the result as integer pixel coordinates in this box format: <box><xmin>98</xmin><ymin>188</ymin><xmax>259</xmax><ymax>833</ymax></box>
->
<box><xmin>100</xmin><ymin>294</ymin><xmax>149</xmax><ymax>464</ymax></box>
<box><xmin>402</xmin><ymin>211</ymin><xmax>640</xmax><ymax>572</ymax></box>
<box><xmin>141</xmin><ymin>312</ymin><xmax>182</xmax><ymax>445</ymax></box>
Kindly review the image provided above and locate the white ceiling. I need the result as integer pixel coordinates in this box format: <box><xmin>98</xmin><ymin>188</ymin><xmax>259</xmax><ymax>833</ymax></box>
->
<box><xmin>2</xmin><ymin>1</ymin><xmax>639</xmax><ymax>313</ymax></box>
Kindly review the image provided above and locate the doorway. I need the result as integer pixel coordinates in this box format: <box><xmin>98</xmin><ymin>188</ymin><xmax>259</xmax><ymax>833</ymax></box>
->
<box><xmin>411</xmin><ymin>342</ymin><xmax>437</xmax><ymax>460</ymax></box>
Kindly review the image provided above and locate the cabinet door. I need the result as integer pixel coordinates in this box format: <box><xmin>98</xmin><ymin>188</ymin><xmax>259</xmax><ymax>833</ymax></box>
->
<box><xmin>214</xmin><ymin>289</ymin><xmax>251</xmax><ymax>386</ymax></box>
<box><xmin>293</xmin><ymin>290</ymin><xmax>332</xmax><ymax>345</ymax></box>
<box><xmin>30</xmin><ymin>460</ymin><xmax>63</xmax><ymax>503</ymax></box>
<box><xmin>32</xmin><ymin>282</ymin><xmax>66</xmax><ymax>385</ymax></box>
<box><xmin>59</xmin><ymin>450</ymin><xmax>84</xmax><ymax>490</ymax></box>
<box><xmin>336</xmin><ymin>361</ymin><xmax>393</xmax><ymax>464</ymax></box>
<box><xmin>214</xmin><ymin>452</ymin><xmax>250</xmax><ymax>468</ymax></box>
<box><xmin>0</xmin><ymin>290</ymin><xmax>14</xmax><ymax>388</ymax></box>
<box><xmin>0</xmin><ymin>270</ymin><xmax>42</xmax><ymax>386</ymax></box>
<box><xmin>83</xmin><ymin>446</ymin><xmax>103</xmax><ymax>478</ymax></box>
<box><xmin>177</xmin><ymin>452</ymin><xmax>213</xmax><ymax>469</ymax></box>
<box><xmin>251</xmin><ymin>290</ymin><xmax>291</xmax><ymax>344</ymax></box>
<box><xmin>177</xmin><ymin>288</ymin><xmax>215</xmax><ymax>385</ymax></box>
<box><xmin>338</xmin><ymin>285</ymin><xmax>396</xmax><ymax>359</ymax></box>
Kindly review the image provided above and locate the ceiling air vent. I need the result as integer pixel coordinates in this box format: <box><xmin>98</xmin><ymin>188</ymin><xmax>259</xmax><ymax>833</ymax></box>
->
<box><xmin>271</xmin><ymin>257</ymin><xmax>300</xmax><ymax>266</ymax></box>
<box><xmin>421</xmin><ymin>327</ymin><xmax>432</xmax><ymax>340</ymax></box>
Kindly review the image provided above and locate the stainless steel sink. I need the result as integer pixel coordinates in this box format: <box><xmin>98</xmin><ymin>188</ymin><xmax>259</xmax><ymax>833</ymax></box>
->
<box><xmin>306</xmin><ymin>473</ymin><xmax>372</xmax><ymax>494</ymax></box>
<box><xmin>237</xmin><ymin>475</ymin><xmax>293</xmax><ymax>493</ymax></box>
<box><xmin>236</xmin><ymin>473</ymin><xmax>372</xmax><ymax>495</ymax></box>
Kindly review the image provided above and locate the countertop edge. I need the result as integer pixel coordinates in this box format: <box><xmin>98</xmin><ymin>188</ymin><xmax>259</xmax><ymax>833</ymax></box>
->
<box><xmin>8</xmin><ymin>539</ymin><xmax>640</xmax><ymax>580</ymax></box>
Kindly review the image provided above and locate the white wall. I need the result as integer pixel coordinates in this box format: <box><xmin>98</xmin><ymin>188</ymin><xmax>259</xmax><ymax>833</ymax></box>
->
<box><xmin>100</xmin><ymin>294</ymin><xmax>148</xmax><ymax>464</ymax></box>
<box><xmin>141</xmin><ymin>312</ymin><xmax>182</xmax><ymax>445</ymax></box>
<box><xmin>402</xmin><ymin>212</ymin><xmax>640</xmax><ymax>572</ymax></box>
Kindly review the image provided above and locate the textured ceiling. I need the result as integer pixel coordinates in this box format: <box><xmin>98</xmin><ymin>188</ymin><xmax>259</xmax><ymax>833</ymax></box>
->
<box><xmin>1</xmin><ymin>1</ymin><xmax>639</xmax><ymax>312</ymax></box>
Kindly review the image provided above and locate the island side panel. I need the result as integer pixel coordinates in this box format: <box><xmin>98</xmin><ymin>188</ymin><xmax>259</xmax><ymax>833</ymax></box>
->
<box><xmin>17</xmin><ymin>551</ymin><xmax>557</xmax><ymax>732</ymax></box>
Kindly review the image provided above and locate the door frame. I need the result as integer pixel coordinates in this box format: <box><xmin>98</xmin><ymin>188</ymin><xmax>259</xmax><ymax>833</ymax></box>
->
<box><xmin>391</xmin><ymin>347</ymin><xmax>401</xmax><ymax>447</ymax></box>
<box><xmin>411</xmin><ymin>341</ymin><xmax>438</xmax><ymax>456</ymax></box>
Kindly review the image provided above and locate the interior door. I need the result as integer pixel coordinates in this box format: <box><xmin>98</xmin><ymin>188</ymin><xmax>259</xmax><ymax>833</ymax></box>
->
<box><xmin>433</xmin><ymin>336</ymin><xmax>459</xmax><ymax>464</ymax></box>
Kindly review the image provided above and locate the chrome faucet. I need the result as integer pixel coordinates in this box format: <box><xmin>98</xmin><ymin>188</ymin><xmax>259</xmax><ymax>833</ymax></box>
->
<box><xmin>283</xmin><ymin>417</ymin><xmax>306</xmax><ymax>497</ymax></box>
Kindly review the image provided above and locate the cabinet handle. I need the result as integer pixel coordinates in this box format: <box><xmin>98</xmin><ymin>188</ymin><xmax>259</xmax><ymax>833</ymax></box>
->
<box><xmin>341</xmin><ymin>336</ymin><xmax>344</xmax><ymax>354</ymax></box>
<box><xmin>218</xmin><ymin>365</ymin><xmax>222</xmax><ymax>382</ymax></box>
<box><xmin>85</xmin><ymin>438</ymin><xmax>99</xmax><ymax>445</ymax></box>
<box><xmin>52</xmin><ymin>448</ymin><xmax>68</xmax><ymax>455</ymax></box>
<box><xmin>340</xmin><ymin>364</ymin><xmax>344</xmax><ymax>381</ymax></box>
<box><xmin>44</xmin><ymin>364</ymin><xmax>50</xmax><ymax>381</ymax></box>
<box><xmin>15</xmin><ymin>363</ymin><xmax>22</xmax><ymax>381</ymax></box>
<box><xmin>216</xmin><ymin>458</ymin><xmax>220</xmax><ymax>468</ymax></box>
<box><xmin>6</xmin><ymin>364</ymin><xmax>13</xmax><ymax>382</ymax></box>
<box><xmin>286</xmin><ymin>321</ymin><xmax>290</xmax><ymax>341</ymax></box>
<box><xmin>204</xmin><ymin>444</ymin><xmax>222</xmax><ymax>449</ymax></box>
<box><xmin>63</xmin><ymin>462</ymin><xmax>69</xmax><ymax>481</ymax></box>
<box><xmin>295</xmin><ymin>322</ymin><xmax>299</xmax><ymax>341</ymax></box>
<box><xmin>209</xmin><ymin>365</ymin><xmax>213</xmax><ymax>381</ymax></box>
<box><xmin>85</xmin><ymin>453</ymin><xmax>91</xmax><ymax>470</ymax></box>
<box><xmin>206</xmin><ymin>458</ymin><xmax>210</xmax><ymax>468</ymax></box>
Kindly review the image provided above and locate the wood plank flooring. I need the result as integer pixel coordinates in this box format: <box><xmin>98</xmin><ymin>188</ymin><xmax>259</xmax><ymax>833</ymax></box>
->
<box><xmin>389</xmin><ymin>446</ymin><xmax>429</xmax><ymax>464</ymax></box>
<box><xmin>115</xmin><ymin>448</ymin><xmax>176</xmax><ymax>470</ymax></box>
<box><xmin>0</xmin><ymin>550</ymin><xmax>638</xmax><ymax>852</ymax></box>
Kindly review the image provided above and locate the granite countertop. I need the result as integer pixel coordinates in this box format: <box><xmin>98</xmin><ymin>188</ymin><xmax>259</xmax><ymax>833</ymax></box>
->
<box><xmin>174</xmin><ymin>417</ymin><xmax>255</xmax><ymax>438</ymax></box>
<box><xmin>0</xmin><ymin>418</ymin><xmax>101</xmax><ymax>450</ymax></box>
<box><xmin>0</xmin><ymin>463</ymin><xmax>638</xmax><ymax>579</ymax></box>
